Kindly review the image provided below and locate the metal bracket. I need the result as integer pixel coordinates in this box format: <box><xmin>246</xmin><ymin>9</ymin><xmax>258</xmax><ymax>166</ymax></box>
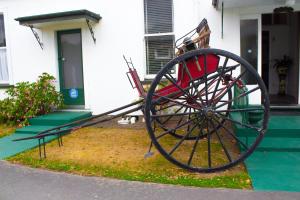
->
<box><xmin>29</xmin><ymin>25</ymin><xmax>43</xmax><ymax>50</ymax></box>
<box><xmin>86</xmin><ymin>19</ymin><xmax>96</xmax><ymax>44</ymax></box>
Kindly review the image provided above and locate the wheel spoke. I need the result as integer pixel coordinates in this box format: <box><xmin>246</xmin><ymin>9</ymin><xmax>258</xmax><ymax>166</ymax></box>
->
<box><xmin>164</xmin><ymin>73</ymin><xmax>201</xmax><ymax>107</ymax></box>
<box><xmin>156</xmin><ymin>102</ymin><xmax>183</xmax><ymax>112</ymax></box>
<box><xmin>204</xmin><ymin>54</ymin><xmax>209</xmax><ymax>104</ymax></box>
<box><xmin>153</xmin><ymin>94</ymin><xmax>199</xmax><ymax>110</ymax></box>
<box><xmin>215</xmin><ymin>107</ymin><xmax>264</xmax><ymax>113</ymax></box>
<box><xmin>215</xmin><ymin>86</ymin><xmax>260</xmax><ymax>109</ymax></box>
<box><xmin>153</xmin><ymin>106</ymin><xmax>188</xmax><ymax>131</ymax></box>
<box><xmin>169</xmin><ymin>123</ymin><xmax>199</xmax><ymax>155</ymax></box>
<box><xmin>187</xmin><ymin>107</ymin><xmax>192</xmax><ymax>132</ymax></box>
<box><xmin>209</xmin><ymin>119</ymin><xmax>232</xmax><ymax>162</ymax></box>
<box><xmin>187</xmin><ymin>123</ymin><xmax>205</xmax><ymax>166</ymax></box>
<box><xmin>160</xmin><ymin>106</ymin><xmax>185</xmax><ymax>126</ymax></box>
<box><xmin>211</xmin><ymin>57</ymin><xmax>228</xmax><ymax>101</ymax></box>
<box><xmin>152</xmin><ymin>106</ymin><xmax>185</xmax><ymax>118</ymax></box>
<box><xmin>211</xmin><ymin>117</ymin><xmax>249</xmax><ymax>150</ymax></box>
<box><xmin>200</xmin><ymin>85</ymin><xmax>225</xmax><ymax>97</ymax></box>
<box><xmin>215</xmin><ymin>112</ymin><xmax>260</xmax><ymax>131</ymax></box>
<box><xmin>207</xmin><ymin>120</ymin><xmax>212</xmax><ymax>168</ymax></box>
<box><xmin>212</xmin><ymin>71</ymin><xmax>246</xmax><ymax>107</ymax></box>
<box><xmin>181</xmin><ymin>60</ymin><xmax>206</xmax><ymax>105</ymax></box>
<box><xmin>196</xmin><ymin>77</ymin><xmax>219</xmax><ymax>100</ymax></box>
<box><xmin>155</xmin><ymin>117</ymin><xmax>195</xmax><ymax>140</ymax></box>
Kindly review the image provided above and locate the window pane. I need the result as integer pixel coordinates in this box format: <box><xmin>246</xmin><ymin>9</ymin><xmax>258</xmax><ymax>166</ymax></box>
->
<box><xmin>0</xmin><ymin>48</ymin><xmax>9</xmax><ymax>82</ymax></box>
<box><xmin>0</xmin><ymin>15</ymin><xmax>6</xmax><ymax>47</ymax></box>
<box><xmin>146</xmin><ymin>35</ymin><xmax>174</xmax><ymax>74</ymax></box>
<box><xmin>240</xmin><ymin>19</ymin><xmax>258</xmax><ymax>85</ymax></box>
<box><xmin>144</xmin><ymin>0</ymin><xmax>173</xmax><ymax>34</ymax></box>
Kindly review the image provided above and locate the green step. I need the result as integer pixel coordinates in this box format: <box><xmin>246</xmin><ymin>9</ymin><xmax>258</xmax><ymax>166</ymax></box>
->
<box><xmin>15</xmin><ymin>126</ymin><xmax>58</xmax><ymax>134</ymax></box>
<box><xmin>0</xmin><ymin>111</ymin><xmax>92</xmax><ymax>160</ymax></box>
<box><xmin>237</xmin><ymin>137</ymin><xmax>300</xmax><ymax>152</ymax></box>
<box><xmin>231</xmin><ymin>113</ymin><xmax>300</xmax><ymax>138</ymax></box>
<box><xmin>0</xmin><ymin>134</ymin><xmax>57</xmax><ymax>159</ymax></box>
<box><xmin>230</xmin><ymin>110</ymin><xmax>300</xmax><ymax>192</ymax></box>
<box><xmin>29</xmin><ymin>111</ymin><xmax>92</xmax><ymax>126</ymax></box>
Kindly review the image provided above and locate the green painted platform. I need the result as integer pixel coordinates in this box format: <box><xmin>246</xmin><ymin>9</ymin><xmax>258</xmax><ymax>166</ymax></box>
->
<box><xmin>0</xmin><ymin>111</ymin><xmax>91</xmax><ymax>159</ymax></box>
<box><xmin>231</xmin><ymin>112</ymin><xmax>300</xmax><ymax>192</ymax></box>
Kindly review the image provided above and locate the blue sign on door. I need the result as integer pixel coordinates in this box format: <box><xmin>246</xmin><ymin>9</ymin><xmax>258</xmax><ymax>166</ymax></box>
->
<box><xmin>69</xmin><ymin>88</ymin><xmax>78</xmax><ymax>99</ymax></box>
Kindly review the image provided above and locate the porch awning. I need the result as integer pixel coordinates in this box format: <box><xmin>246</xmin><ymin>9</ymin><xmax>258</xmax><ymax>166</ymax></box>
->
<box><xmin>15</xmin><ymin>9</ymin><xmax>101</xmax><ymax>27</ymax></box>
<box><xmin>15</xmin><ymin>10</ymin><xmax>101</xmax><ymax>48</ymax></box>
<box><xmin>213</xmin><ymin>0</ymin><xmax>300</xmax><ymax>10</ymax></box>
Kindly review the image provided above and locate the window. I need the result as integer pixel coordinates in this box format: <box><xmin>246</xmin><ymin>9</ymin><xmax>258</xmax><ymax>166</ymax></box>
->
<box><xmin>240</xmin><ymin>19</ymin><xmax>258</xmax><ymax>85</ymax></box>
<box><xmin>144</xmin><ymin>0</ymin><xmax>174</xmax><ymax>75</ymax></box>
<box><xmin>0</xmin><ymin>14</ymin><xmax>9</xmax><ymax>83</ymax></box>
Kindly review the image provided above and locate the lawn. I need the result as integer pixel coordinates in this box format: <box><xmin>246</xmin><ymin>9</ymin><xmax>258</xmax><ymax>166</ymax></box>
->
<box><xmin>8</xmin><ymin>127</ymin><xmax>251</xmax><ymax>189</ymax></box>
<box><xmin>0</xmin><ymin>124</ymin><xmax>16</xmax><ymax>138</ymax></box>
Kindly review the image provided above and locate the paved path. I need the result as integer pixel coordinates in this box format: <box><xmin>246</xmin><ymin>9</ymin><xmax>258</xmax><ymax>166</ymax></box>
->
<box><xmin>0</xmin><ymin>161</ymin><xmax>299</xmax><ymax>200</ymax></box>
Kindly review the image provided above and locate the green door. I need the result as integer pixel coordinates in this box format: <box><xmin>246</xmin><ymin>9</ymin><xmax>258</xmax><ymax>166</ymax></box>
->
<box><xmin>57</xmin><ymin>29</ymin><xmax>85</xmax><ymax>106</ymax></box>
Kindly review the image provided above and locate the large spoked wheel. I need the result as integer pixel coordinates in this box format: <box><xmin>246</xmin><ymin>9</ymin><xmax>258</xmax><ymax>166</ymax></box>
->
<box><xmin>144</xmin><ymin>48</ymin><xmax>270</xmax><ymax>173</ymax></box>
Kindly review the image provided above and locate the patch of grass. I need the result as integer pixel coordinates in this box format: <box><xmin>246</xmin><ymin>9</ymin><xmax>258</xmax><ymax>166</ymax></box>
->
<box><xmin>8</xmin><ymin>127</ymin><xmax>252</xmax><ymax>189</ymax></box>
<box><xmin>9</xmin><ymin>155</ymin><xmax>250</xmax><ymax>189</ymax></box>
<box><xmin>0</xmin><ymin>123</ymin><xmax>16</xmax><ymax>138</ymax></box>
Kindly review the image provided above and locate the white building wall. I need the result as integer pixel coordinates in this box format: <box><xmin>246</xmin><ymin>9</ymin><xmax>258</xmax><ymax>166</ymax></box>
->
<box><xmin>3</xmin><ymin>0</ymin><xmax>298</xmax><ymax>113</ymax></box>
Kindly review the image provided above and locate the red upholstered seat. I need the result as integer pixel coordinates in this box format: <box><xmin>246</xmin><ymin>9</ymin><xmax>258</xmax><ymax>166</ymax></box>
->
<box><xmin>156</xmin><ymin>54</ymin><xmax>220</xmax><ymax>99</ymax></box>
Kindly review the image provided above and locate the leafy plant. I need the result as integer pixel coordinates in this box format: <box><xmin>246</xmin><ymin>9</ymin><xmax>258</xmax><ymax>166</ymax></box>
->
<box><xmin>273</xmin><ymin>55</ymin><xmax>292</xmax><ymax>70</ymax></box>
<box><xmin>0</xmin><ymin>73</ymin><xmax>63</xmax><ymax>126</ymax></box>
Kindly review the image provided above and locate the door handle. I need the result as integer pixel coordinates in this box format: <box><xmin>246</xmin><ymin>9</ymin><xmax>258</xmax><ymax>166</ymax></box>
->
<box><xmin>62</xmin><ymin>57</ymin><xmax>66</xmax><ymax>61</ymax></box>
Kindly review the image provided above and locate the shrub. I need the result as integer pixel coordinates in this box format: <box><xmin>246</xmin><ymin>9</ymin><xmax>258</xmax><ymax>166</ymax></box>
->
<box><xmin>0</xmin><ymin>73</ymin><xmax>63</xmax><ymax>126</ymax></box>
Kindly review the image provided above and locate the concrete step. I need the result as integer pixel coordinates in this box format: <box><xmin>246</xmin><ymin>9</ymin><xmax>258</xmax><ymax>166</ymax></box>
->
<box><xmin>29</xmin><ymin>111</ymin><xmax>92</xmax><ymax>126</ymax></box>
<box><xmin>237</xmin><ymin>137</ymin><xmax>300</xmax><ymax>152</ymax></box>
<box><xmin>15</xmin><ymin>126</ymin><xmax>57</xmax><ymax>134</ymax></box>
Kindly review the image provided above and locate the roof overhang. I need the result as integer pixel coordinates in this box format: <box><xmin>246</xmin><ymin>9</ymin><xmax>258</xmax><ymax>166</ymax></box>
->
<box><xmin>15</xmin><ymin>10</ymin><xmax>101</xmax><ymax>49</ymax></box>
<box><xmin>15</xmin><ymin>9</ymin><xmax>101</xmax><ymax>28</ymax></box>
<box><xmin>213</xmin><ymin>0</ymin><xmax>300</xmax><ymax>10</ymax></box>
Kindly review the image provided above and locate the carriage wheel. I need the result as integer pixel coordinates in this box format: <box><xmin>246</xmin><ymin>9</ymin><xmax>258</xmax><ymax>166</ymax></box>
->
<box><xmin>144</xmin><ymin>48</ymin><xmax>270</xmax><ymax>172</ymax></box>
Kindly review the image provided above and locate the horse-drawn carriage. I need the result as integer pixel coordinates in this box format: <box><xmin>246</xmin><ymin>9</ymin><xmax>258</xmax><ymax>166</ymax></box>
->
<box><xmin>16</xmin><ymin>19</ymin><xmax>269</xmax><ymax>173</ymax></box>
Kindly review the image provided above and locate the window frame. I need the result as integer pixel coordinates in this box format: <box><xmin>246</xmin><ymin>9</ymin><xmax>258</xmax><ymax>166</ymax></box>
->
<box><xmin>240</xmin><ymin>14</ymin><xmax>262</xmax><ymax>104</ymax></box>
<box><xmin>0</xmin><ymin>12</ymin><xmax>11</xmax><ymax>86</ymax></box>
<box><xmin>143</xmin><ymin>0</ymin><xmax>175</xmax><ymax>78</ymax></box>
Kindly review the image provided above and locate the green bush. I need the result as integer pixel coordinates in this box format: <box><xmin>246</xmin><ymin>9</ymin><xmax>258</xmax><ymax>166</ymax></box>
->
<box><xmin>0</xmin><ymin>73</ymin><xmax>63</xmax><ymax>126</ymax></box>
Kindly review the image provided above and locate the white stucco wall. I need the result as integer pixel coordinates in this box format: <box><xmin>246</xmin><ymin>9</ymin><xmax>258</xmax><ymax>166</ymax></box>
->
<box><xmin>0</xmin><ymin>0</ymin><xmax>235</xmax><ymax>114</ymax></box>
<box><xmin>2</xmin><ymin>0</ymin><xmax>299</xmax><ymax>113</ymax></box>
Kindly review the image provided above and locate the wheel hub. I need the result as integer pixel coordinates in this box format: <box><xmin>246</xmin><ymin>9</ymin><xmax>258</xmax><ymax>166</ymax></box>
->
<box><xmin>202</xmin><ymin>107</ymin><xmax>214</xmax><ymax>119</ymax></box>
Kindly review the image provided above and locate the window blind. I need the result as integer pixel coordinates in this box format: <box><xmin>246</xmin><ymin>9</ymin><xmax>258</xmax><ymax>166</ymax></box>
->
<box><xmin>144</xmin><ymin>0</ymin><xmax>174</xmax><ymax>75</ymax></box>
<box><xmin>144</xmin><ymin>0</ymin><xmax>173</xmax><ymax>34</ymax></box>
<box><xmin>145</xmin><ymin>35</ymin><xmax>174</xmax><ymax>74</ymax></box>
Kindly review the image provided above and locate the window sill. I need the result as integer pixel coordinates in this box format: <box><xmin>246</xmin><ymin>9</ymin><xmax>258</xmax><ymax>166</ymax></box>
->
<box><xmin>0</xmin><ymin>84</ymin><xmax>13</xmax><ymax>89</ymax></box>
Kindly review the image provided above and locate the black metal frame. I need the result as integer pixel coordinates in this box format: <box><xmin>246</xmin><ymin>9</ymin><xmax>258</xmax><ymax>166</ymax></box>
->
<box><xmin>15</xmin><ymin>100</ymin><xmax>144</xmax><ymax>159</ymax></box>
<box><xmin>29</xmin><ymin>25</ymin><xmax>43</xmax><ymax>50</ymax></box>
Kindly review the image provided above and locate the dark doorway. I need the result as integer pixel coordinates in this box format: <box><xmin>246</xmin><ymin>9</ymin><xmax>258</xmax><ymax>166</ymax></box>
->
<box><xmin>262</xmin><ymin>31</ymin><xmax>269</xmax><ymax>90</ymax></box>
<box><xmin>262</xmin><ymin>12</ymin><xmax>299</xmax><ymax>105</ymax></box>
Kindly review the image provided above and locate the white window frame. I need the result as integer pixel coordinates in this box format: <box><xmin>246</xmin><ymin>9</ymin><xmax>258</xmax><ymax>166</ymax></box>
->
<box><xmin>240</xmin><ymin>14</ymin><xmax>262</xmax><ymax>77</ymax></box>
<box><xmin>143</xmin><ymin>0</ymin><xmax>175</xmax><ymax>79</ymax></box>
<box><xmin>240</xmin><ymin>14</ymin><xmax>262</xmax><ymax>104</ymax></box>
<box><xmin>0</xmin><ymin>11</ymin><xmax>12</xmax><ymax>86</ymax></box>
